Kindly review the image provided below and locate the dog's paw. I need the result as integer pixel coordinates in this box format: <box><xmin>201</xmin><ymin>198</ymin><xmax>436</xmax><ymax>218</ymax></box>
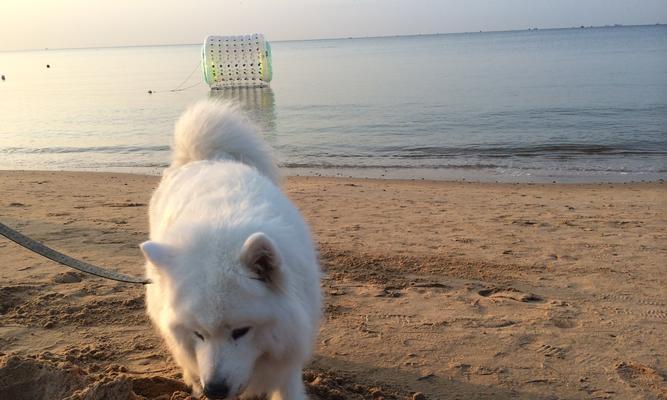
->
<box><xmin>185</xmin><ymin>379</ymin><xmax>203</xmax><ymax>399</ymax></box>
<box><xmin>190</xmin><ymin>385</ymin><xmax>204</xmax><ymax>399</ymax></box>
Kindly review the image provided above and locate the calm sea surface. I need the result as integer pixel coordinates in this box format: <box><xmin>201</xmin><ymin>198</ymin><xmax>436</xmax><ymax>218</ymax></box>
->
<box><xmin>1</xmin><ymin>25</ymin><xmax>666</xmax><ymax>182</ymax></box>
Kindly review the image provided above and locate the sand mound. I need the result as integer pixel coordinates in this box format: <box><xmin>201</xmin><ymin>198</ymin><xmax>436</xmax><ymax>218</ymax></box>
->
<box><xmin>0</xmin><ymin>355</ymin><xmax>188</xmax><ymax>400</ymax></box>
<box><xmin>304</xmin><ymin>369</ymin><xmax>408</xmax><ymax>399</ymax></box>
<box><xmin>0</xmin><ymin>356</ymin><xmax>87</xmax><ymax>400</ymax></box>
<box><xmin>0</xmin><ymin>356</ymin><xmax>409</xmax><ymax>400</ymax></box>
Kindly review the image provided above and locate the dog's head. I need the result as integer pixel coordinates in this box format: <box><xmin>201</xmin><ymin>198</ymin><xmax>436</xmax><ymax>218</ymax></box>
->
<box><xmin>141</xmin><ymin>231</ymin><xmax>292</xmax><ymax>399</ymax></box>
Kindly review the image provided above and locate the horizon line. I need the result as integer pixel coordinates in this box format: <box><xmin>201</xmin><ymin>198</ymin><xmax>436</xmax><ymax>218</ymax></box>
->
<box><xmin>0</xmin><ymin>22</ymin><xmax>663</xmax><ymax>53</ymax></box>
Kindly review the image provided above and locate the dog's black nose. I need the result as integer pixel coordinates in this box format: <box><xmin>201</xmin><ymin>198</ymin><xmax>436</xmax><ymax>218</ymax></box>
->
<box><xmin>203</xmin><ymin>381</ymin><xmax>230</xmax><ymax>399</ymax></box>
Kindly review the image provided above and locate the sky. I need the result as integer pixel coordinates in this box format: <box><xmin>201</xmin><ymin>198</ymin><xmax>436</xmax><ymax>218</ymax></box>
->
<box><xmin>0</xmin><ymin>0</ymin><xmax>666</xmax><ymax>51</ymax></box>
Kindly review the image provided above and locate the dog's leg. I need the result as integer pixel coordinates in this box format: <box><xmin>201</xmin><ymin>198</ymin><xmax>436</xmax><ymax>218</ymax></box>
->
<box><xmin>270</xmin><ymin>368</ymin><xmax>307</xmax><ymax>400</ymax></box>
<box><xmin>183</xmin><ymin>370</ymin><xmax>203</xmax><ymax>399</ymax></box>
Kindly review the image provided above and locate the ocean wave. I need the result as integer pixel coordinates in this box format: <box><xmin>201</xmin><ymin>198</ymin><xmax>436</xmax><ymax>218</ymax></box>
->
<box><xmin>379</xmin><ymin>143</ymin><xmax>667</xmax><ymax>158</ymax></box>
<box><xmin>278</xmin><ymin>143</ymin><xmax>667</xmax><ymax>161</ymax></box>
<box><xmin>5</xmin><ymin>143</ymin><xmax>663</xmax><ymax>158</ymax></box>
<box><xmin>279</xmin><ymin>161</ymin><xmax>664</xmax><ymax>173</ymax></box>
<box><xmin>280</xmin><ymin>162</ymin><xmax>500</xmax><ymax>170</ymax></box>
<box><xmin>0</xmin><ymin>145</ymin><xmax>170</xmax><ymax>154</ymax></box>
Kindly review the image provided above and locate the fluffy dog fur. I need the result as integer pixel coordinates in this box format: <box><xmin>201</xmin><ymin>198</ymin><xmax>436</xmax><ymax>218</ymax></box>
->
<box><xmin>141</xmin><ymin>100</ymin><xmax>322</xmax><ymax>399</ymax></box>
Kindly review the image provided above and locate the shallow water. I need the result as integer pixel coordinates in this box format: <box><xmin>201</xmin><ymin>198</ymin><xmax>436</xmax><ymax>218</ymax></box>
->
<box><xmin>1</xmin><ymin>25</ymin><xmax>666</xmax><ymax>182</ymax></box>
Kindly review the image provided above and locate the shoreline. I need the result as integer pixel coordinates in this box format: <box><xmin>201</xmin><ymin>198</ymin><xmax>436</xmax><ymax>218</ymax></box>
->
<box><xmin>0</xmin><ymin>170</ymin><xmax>665</xmax><ymax>399</ymax></box>
<box><xmin>285</xmin><ymin>166</ymin><xmax>667</xmax><ymax>184</ymax></box>
<box><xmin>2</xmin><ymin>167</ymin><xmax>666</xmax><ymax>185</ymax></box>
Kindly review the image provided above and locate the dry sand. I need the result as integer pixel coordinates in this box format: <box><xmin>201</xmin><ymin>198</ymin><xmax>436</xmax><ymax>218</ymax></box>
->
<box><xmin>0</xmin><ymin>170</ymin><xmax>665</xmax><ymax>399</ymax></box>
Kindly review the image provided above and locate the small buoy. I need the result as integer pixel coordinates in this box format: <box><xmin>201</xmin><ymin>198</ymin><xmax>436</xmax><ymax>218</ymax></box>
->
<box><xmin>46</xmin><ymin>64</ymin><xmax>50</xmax><ymax>68</ymax></box>
<box><xmin>147</xmin><ymin>90</ymin><xmax>153</xmax><ymax>94</ymax></box>
<box><xmin>1</xmin><ymin>75</ymin><xmax>5</xmax><ymax>81</ymax></box>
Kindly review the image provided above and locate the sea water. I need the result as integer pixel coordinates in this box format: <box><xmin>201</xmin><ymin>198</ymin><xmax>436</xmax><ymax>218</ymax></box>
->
<box><xmin>0</xmin><ymin>25</ymin><xmax>665</xmax><ymax>182</ymax></box>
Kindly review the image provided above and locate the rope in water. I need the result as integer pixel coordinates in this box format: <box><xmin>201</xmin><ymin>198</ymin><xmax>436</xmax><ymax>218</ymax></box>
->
<box><xmin>0</xmin><ymin>221</ymin><xmax>150</xmax><ymax>284</ymax></box>
<box><xmin>149</xmin><ymin>60</ymin><xmax>202</xmax><ymax>94</ymax></box>
<box><xmin>169</xmin><ymin>60</ymin><xmax>203</xmax><ymax>92</ymax></box>
<box><xmin>171</xmin><ymin>81</ymin><xmax>201</xmax><ymax>92</ymax></box>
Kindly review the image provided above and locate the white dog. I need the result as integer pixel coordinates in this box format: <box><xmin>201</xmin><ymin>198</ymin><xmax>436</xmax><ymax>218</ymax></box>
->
<box><xmin>141</xmin><ymin>100</ymin><xmax>322</xmax><ymax>400</ymax></box>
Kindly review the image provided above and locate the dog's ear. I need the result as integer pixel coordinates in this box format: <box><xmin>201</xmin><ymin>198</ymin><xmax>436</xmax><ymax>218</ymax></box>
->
<box><xmin>240</xmin><ymin>232</ymin><xmax>282</xmax><ymax>286</ymax></box>
<box><xmin>140</xmin><ymin>241</ymin><xmax>175</xmax><ymax>270</ymax></box>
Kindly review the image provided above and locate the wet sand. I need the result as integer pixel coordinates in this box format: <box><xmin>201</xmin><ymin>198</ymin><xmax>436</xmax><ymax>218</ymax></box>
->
<box><xmin>0</xmin><ymin>171</ymin><xmax>665</xmax><ymax>399</ymax></box>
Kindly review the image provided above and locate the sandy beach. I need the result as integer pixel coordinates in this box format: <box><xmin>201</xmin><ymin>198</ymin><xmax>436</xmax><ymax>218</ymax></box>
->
<box><xmin>0</xmin><ymin>170</ymin><xmax>665</xmax><ymax>399</ymax></box>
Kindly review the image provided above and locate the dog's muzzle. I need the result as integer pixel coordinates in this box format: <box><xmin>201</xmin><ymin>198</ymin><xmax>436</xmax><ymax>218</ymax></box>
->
<box><xmin>203</xmin><ymin>380</ymin><xmax>230</xmax><ymax>399</ymax></box>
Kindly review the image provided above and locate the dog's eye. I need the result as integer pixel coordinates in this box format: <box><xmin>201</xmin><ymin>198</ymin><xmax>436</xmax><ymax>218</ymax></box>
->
<box><xmin>194</xmin><ymin>331</ymin><xmax>205</xmax><ymax>341</ymax></box>
<box><xmin>231</xmin><ymin>327</ymin><xmax>251</xmax><ymax>340</ymax></box>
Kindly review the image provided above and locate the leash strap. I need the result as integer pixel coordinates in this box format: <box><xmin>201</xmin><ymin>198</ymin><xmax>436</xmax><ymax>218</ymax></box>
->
<box><xmin>0</xmin><ymin>221</ymin><xmax>150</xmax><ymax>284</ymax></box>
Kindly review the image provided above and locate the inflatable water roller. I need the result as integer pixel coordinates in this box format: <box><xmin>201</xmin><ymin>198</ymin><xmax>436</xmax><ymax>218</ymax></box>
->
<box><xmin>202</xmin><ymin>34</ymin><xmax>272</xmax><ymax>89</ymax></box>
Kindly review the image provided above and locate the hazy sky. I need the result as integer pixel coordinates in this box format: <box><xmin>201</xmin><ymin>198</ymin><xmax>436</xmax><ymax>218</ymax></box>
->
<box><xmin>1</xmin><ymin>0</ymin><xmax>666</xmax><ymax>51</ymax></box>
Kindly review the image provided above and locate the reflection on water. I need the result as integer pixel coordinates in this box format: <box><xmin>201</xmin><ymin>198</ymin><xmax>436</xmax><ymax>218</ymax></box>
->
<box><xmin>209</xmin><ymin>87</ymin><xmax>276</xmax><ymax>139</ymax></box>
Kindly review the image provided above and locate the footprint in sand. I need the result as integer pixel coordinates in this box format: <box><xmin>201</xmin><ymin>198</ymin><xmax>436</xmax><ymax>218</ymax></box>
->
<box><xmin>615</xmin><ymin>361</ymin><xmax>667</xmax><ymax>398</ymax></box>
<box><xmin>604</xmin><ymin>306</ymin><xmax>667</xmax><ymax>321</ymax></box>
<box><xmin>573</xmin><ymin>351</ymin><xmax>607</xmax><ymax>366</ymax></box>
<box><xmin>477</xmin><ymin>287</ymin><xmax>543</xmax><ymax>303</ymax></box>
<box><xmin>641</xmin><ymin>309</ymin><xmax>667</xmax><ymax>320</ymax></box>
<box><xmin>597</xmin><ymin>293</ymin><xmax>666</xmax><ymax>307</ymax></box>
<box><xmin>637</xmin><ymin>298</ymin><xmax>666</xmax><ymax>306</ymax></box>
<box><xmin>535</xmin><ymin>344</ymin><xmax>567</xmax><ymax>359</ymax></box>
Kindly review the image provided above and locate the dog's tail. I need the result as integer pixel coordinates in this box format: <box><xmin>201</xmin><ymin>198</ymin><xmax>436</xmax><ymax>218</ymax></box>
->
<box><xmin>171</xmin><ymin>100</ymin><xmax>280</xmax><ymax>184</ymax></box>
